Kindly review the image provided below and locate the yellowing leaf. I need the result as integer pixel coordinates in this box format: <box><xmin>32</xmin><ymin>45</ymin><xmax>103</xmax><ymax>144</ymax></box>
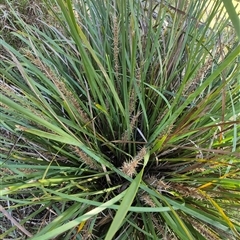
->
<box><xmin>151</xmin><ymin>135</ymin><xmax>167</xmax><ymax>153</ymax></box>
<box><xmin>77</xmin><ymin>221</ymin><xmax>86</xmax><ymax>233</ymax></box>
<box><xmin>95</xmin><ymin>103</ymin><xmax>109</xmax><ymax>116</ymax></box>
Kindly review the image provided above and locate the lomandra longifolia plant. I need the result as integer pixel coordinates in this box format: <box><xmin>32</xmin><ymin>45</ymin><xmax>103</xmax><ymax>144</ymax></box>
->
<box><xmin>0</xmin><ymin>0</ymin><xmax>240</xmax><ymax>239</ymax></box>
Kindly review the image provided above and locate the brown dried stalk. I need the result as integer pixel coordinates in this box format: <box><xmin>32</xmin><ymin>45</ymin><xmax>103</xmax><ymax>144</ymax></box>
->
<box><xmin>0</xmin><ymin>204</ymin><xmax>33</xmax><ymax>238</ymax></box>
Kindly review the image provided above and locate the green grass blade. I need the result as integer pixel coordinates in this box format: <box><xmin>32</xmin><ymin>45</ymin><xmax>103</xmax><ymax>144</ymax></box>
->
<box><xmin>30</xmin><ymin>191</ymin><xmax>125</xmax><ymax>240</ymax></box>
<box><xmin>105</xmin><ymin>152</ymin><xmax>150</xmax><ymax>239</ymax></box>
<box><xmin>105</xmin><ymin>170</ymin><xmax>143</xmax><ymax>240</ymax></box>
<box><xmin>222</xmin><ymin>0</ymin><xmax>240</xmax><ymax>40</ymax></box>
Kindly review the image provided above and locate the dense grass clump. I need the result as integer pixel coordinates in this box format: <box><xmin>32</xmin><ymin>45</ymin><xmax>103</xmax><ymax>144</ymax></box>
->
<box><xmin>0</xmin><ymin>0</ymin><xmax>240</xmax><ymax>239</ymax></box>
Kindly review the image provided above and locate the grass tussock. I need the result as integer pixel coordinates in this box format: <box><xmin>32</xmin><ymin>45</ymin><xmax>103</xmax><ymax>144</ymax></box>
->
<box><xmin>0</xmin><ymin>0</ymin><xmax>240</xmax><ymax>239</ymax></box>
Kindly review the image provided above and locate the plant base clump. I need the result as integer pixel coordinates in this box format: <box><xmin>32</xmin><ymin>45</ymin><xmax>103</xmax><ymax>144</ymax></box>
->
<box><xmin>0</xmin><ymin>0</ymin><xmax>240</xmax><ymax>239</ymax></box>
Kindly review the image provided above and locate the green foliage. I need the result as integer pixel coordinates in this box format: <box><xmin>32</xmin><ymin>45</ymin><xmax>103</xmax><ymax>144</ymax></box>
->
<box><xmin>221</xmin><ymin>0</ymin><xmax>240</xmax><ymax>40</ymax></box>
<box><xmin>0</xmin><ymin>0</ymin><xmax>50</xmax><ymax>54</ymax></box>
<box><xmin>1</xmin><ymin>0</ymin><xmax>240</xmax><ymax>239</ymax></box>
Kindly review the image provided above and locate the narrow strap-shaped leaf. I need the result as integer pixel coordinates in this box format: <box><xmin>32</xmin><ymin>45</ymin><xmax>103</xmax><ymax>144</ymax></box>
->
<box><xmin>104</xmin><ymin>170</ymin><xmax>143</xmax><ymax>240</ymax></box>
<box><xmin>31</xmin><ymin>191</ymin><xmax>125</xmax><ymax>240</ymax></box>
<box><xmin>222</xmin><ymin>0</ymin><xmax>240</xmax><ymax>40</ymax></box>
<box><xmin>105</xmin><ymin>152</ymin><xmax>150</xmax><ymax>240</ymax></box>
